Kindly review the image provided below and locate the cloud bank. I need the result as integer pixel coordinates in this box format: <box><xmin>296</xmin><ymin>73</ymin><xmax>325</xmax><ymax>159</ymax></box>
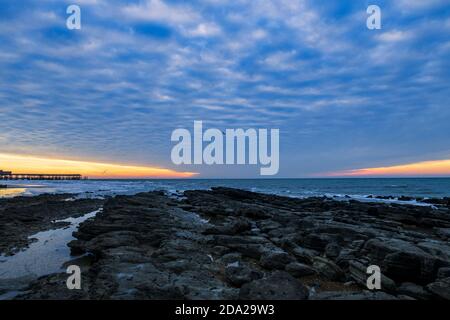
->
<box><xmin>0</xmin><ymin>0</ymin><xmax>449</xmax><ymax>177</ymax></box>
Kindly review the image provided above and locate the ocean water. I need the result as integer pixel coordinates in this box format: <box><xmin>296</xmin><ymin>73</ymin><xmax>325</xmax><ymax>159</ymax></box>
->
<box><xmin>1</xmin><ymin>178</ymin><xmax>449</xmax><ymax>202</ymax></box>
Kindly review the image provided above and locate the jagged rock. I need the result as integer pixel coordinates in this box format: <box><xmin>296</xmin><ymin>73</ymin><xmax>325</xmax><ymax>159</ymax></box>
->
<box><xmin>227</xmin><ymin>244</ymin><xmax>267</xmax><ymax>259</ymax></box>
<box><xmin>348</xmin><ymin>260</ymin><xmax>396</xmax><ymax>292</ymax></box>
<box><xmin>435</xmin><ymin>228</ymin><xmax>450</xmax><ymax>239</ymax></box>
<box><xmin>335</xmin><ymin>248</ymin><xmax>358</xmax><ymax>269</ymax></box>
<box><xmin>313</xmin><ymin>257</ymin><xmax>344</xmax><ymax>281</ymax></box>
<box><xmin>302</xmin><ymin>234</ymin><xmax>335</xmax><ymax>251</ymax></box>
<box><xmin>260</xmin><ymin>250</ymin><xmax>295</xmax><ymax>270</ymax></box>
<box><xmin>384</xmin><ymin>251</ymin><xmax>437</xmax><ymax>283</ymax></box>
<box><xmin>219</xmin><ymin>252</ymin><xmax>242</xmax><ymax>264</ymax></box>
<box><xmin>310</xmin><ymin>291</ymin><xmax>398</xmax><ymax>300</ymax></box>
<box><xmin>398</xmin><ymin>282</ymin><xmax>432</xmax><ymax>300</ymax></box>
<box><xmin>437</xmin><ymin>267</ymin><xmax>450</xmax><ymax>279</ymax></box>
<box><xmin>239</xmin><ymin>271</ymin><xmax>309</xmax><ymax>300</ymax></box>
<box><xmin>426</xmin><ymin>277</ymin><xmax>450</xmax><ymax>300</ymax></box>
<box><xmin>80</xmin><ymin>231</ymin><xmax>141</xmax><ymax>253</ymax></box>
<box><xmin>212</xmin><ymin>246</ymin><xmax>230</xmax><ymax>256</ymax></box>
<box><xmin>0</xmin><ymin>276</ymin><xmax>35</xmax><ymax>296</ymax></box>
<box><xmin>203</xmin><ymin>219</ymin><xmax>251</xmax><ymax>235</ymax></box>
<box><xmin>285</xmin><ymin>262</ymin><xmax>316</xmax><ymax>277</ymax></box>
<box><xmin>397</xmin><ymin>295</ymin><xmax>416</xmax><ymax>300</ymax></box>
<box><xmin>8</xmin><ymin>187</ymin><xmax>450</xmax><ymax>300</ymax></box>
<box><xmin>237</xmin><ymin>206</ymin><xmax>272</xmax><ymax>219</ymax></box>
<box><xmin>417</xmin><ymin>241</ymin><xmax>450</xmax><ymax>261</ymax></box>
<box><xmin>325</xmin><ymin>243</ymin><xmax>341</xmax><ymax>259</ymax></box>
<box><xmin>289</xmin><ymin>246</ymin><xmax>316</xmax><ymax>264</ymax></box>
<box><xmin>422</xmin><ymin>198</ymin><xmax>450</xmax><ymax>206</ymax></box>
<box><xmin>225</xmin><ymin>264</ymin><xmax>263</xmax><ymax>287</ymax></box>
<box><xmin>363</xmin><ymin>238</ymin><xmax>445</xmax><ymax>283</ymax></box>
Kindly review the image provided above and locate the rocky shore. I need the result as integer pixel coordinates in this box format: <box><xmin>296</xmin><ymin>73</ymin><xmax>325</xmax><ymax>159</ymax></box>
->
<box><xmin>9</xmin><ymin>188</ymin><xmax>450</xmax><ymax>300</ymax></box>
<box><xmin>0</xmin><ymin>194</ymin><xmax>104</xmax><ymax>256</ymax></box>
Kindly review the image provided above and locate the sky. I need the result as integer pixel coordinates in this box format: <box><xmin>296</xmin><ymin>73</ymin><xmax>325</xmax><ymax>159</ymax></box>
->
<box><xmin>0</xmin><ymin>0</ymin><xmax>449</xmax><ymax>178</ymax></box>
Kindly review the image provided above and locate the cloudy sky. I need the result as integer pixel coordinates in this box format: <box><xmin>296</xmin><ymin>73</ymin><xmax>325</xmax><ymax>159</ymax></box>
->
<box><xmin>0</xmin><ymin>0</ymin><xmax>449</xmax><ymax>178</ymax></box>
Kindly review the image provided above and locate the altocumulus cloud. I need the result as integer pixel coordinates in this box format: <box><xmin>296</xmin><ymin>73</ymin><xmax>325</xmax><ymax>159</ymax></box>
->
<box><xmin>0</xmin><ymin>0</ymin><xmax>449</xmax><ymax>177</ymax></box>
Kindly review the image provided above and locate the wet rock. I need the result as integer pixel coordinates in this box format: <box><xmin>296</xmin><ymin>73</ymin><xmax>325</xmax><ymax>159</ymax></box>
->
<box><xmin>426</xmin><ymin>277</ymin><xmax>450</xmax><ymax>300</ymax></box>
<box><xmin>437</xmin><ymin>267</ymin><xmax>450</xmax><ymax>279</ymax></box>
<box><xmin>313</xmin><ymin>257</ymin><xmax>344</xmax><ymax>281</ymax></box>
<box><xmin>348</xmin><ymin>260</ymin><xmax>396</xmax><ymax>292</ymax></box>
<box><xmin>9</xmin><ymin>187</ymin><xmax>450</xmax><ymax>300</ymax></box>
<box><xmin>310</xmin><ymin>291</ymin><xmax>398</xmax><ymax>300</ymax></box>
<box><xmin>239</xmin><ymin>271</ymin><xmax>309</xmax><ymax>300</ymax></box>
<box><xmin>219</xmin><ymin>252</ymin><xmax>242</xmax><ymax>264</ymax></box>
<box><xmin>289</xmin><ymin>246</ymin><xmax>316</xmax><ymax>264</ymax></box>
<box><xmin>434</xmin><ymin>228</ymin><xmax>450</xmax><ymax>239</ymax></box>
<box><xmin>80</xmin><ymin>231</ymin><xmax>140</xmax><ymax>253</ymax></box>
<box><xmin>225</xmin><ymin>263</ymin><xmax>263</xmax><ymax>287</ymax></box>
<box><xmin>325</xmin><ymin>243</ymin><xmax>341</xmax><ymax>259</ymax></box>
<box><xmin>398</xmin><ymin>282</ymin><xmax>432</xmax><ymax>300</ymax></box>
<box><xmin>363</xmin><ymin>238</ymin><xmax>443</xmax><ymax>283</ymax></box>
<box><xmin>302</xmin><ymin>234</ymin><xmax>334</xmax><ymax>251</ymax></box>
<box><xmin>0</xmin><ymin>276</ymin><xmax>35</xmax><ymax>297</ymax></box>
<box><xmin>417</xmin><ymin>241</ymin><xmax>450</xmax><ymax>261</ymax></box>
<box><xmin>285</xmin><ymin>262</ymin><xmax>316</xmax><ymax>277</ymax></box>
<box><xmin>238</xmin><ymin>207</ymin><xmax>272</xmax><ymax>219</ymax></box>
<box><xmin>422</xmin><ymin>198</ymin><xmax>450</xmax><ymax>207</ymax></box>
<box><xmin>203</xmin><ymin>219</ymin><xmax>251</xmax><ymax>235</ymax></box>
<box><xmin>227</xmin><ymin>244</ymin><xmax>267</xmax><ymax>260</ymax></box>
<box><xmin>376</xmin><ymin>196</ymin><xmax>395</xmax><ymax>200</ymax></box>
<box><xmin>335</xmin><ymin>248</ymin><xmax>358</xmax><ymax>269</ymax></box>
<box><xmin>384</xmin><ymin>251</ymin><xmax>437</xmax><ymax>283</ymax></box>
<box><xmin>260</xmin><ymin>251</ymin><xmax>295</xmax><ymax>270</ymax></box>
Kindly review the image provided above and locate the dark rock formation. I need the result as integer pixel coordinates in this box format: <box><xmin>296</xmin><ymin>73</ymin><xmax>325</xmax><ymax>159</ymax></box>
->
<box><xmin>14</xmin><ymin>187</ymin><xmax>450</xmax><ymax>300</ymax></box>
<box><xmin>239</xmin><ymin>271</ymin><xmax>309</xmax><ymax>300</ymax></box>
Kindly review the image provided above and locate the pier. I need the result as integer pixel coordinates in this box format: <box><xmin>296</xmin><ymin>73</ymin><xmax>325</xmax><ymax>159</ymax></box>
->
<box><xmin>0</xmin><ymin>170</ymin><xmax>83</xmax><ymax>180</ymax></box>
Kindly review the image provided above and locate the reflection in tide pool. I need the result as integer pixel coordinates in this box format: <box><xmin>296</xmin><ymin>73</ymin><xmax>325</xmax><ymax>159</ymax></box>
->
<box><xmin>0</xmin><ymin>188</ymin><xmax>26</xmax><ymax>197</ymax></box>
<box><xmin>0</xmin><ymin>209</ymin><xmax>100</xmax><ymax>299</ymax></box>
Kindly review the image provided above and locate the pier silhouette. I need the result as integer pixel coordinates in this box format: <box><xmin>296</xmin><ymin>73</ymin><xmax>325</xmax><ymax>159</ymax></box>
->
<box><xmin>0</xmin><ymin>170</ymin><xmax>83</xmax><ymax>180</ymax></box>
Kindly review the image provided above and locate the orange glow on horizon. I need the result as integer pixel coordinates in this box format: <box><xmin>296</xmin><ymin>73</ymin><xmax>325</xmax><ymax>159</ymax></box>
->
<box><xmin>324</xmin><ymin>159</ymin><xmax>450</xmax><ymax>177</ymax></box>
<box><xmin>0</xmin><ymin>153</ymin><xmax>198</xmax><ymax>179</ymax></box>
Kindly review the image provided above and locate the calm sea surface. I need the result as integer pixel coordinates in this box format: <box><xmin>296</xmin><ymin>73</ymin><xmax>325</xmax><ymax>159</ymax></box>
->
<box><xmin>1</xmin><ymin>178</ymin><xmax>449</xmax><ymax>200</ymax></box>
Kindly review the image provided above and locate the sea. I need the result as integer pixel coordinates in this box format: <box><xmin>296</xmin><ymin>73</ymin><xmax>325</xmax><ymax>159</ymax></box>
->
<box><xmin>1</xmin><ymin>178</ymin><xmax>449</xmax><ymax>205</ymax></box>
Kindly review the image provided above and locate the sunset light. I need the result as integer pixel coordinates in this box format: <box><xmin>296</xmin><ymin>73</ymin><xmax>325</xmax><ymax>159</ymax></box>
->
<box><xmin>325</xmin><ymin>159</ymin><xmax>450</xmax><ymax>177</ymax></box>
<box><xmin>0</xmin><ymin>153</ymin><xmax>197</xmax><ymax>179</ymax></box>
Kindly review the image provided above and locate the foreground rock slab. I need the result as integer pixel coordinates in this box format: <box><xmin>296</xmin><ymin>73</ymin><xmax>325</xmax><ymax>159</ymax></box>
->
<box><xmin>16</xmin><ymin>188</ymin><xmax>450</xmax><ymax>300</ymax></box>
